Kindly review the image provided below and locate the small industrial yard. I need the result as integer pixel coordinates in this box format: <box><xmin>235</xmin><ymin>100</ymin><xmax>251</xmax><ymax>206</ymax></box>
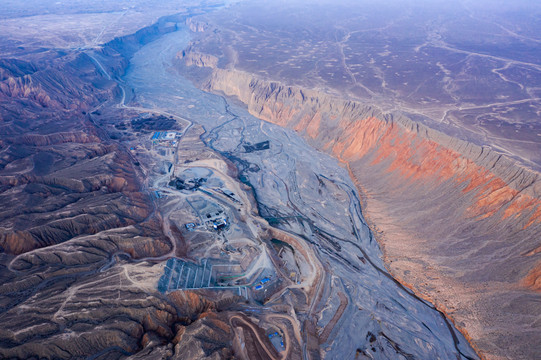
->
<box><xmin>146</xmin><ymin>123</ymin><xmax>310</xmax><ymax>312</ymax></box>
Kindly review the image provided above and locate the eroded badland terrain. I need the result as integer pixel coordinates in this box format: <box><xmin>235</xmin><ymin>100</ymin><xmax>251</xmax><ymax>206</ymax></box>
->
<box><xmin>0</xmin><ymin>0</ymin><xmax>539</xmax><ymax>359</ymax></box>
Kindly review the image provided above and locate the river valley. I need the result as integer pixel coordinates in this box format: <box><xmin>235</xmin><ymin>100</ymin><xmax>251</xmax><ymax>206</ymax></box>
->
<box><xmin>108</xmin><ymin>24</ymin><xmax>479</xmax><ymax>359</ymax></box>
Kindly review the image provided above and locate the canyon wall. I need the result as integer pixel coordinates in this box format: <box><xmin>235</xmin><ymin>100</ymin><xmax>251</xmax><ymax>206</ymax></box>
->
<box><xmin>180</xmin><ymin>61</ymin><xmax>541</xmax><ymax>358</ymax></box>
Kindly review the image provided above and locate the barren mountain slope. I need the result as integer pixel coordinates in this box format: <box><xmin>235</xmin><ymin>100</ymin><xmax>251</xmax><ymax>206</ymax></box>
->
<box><xmin>0</xmin><ymin>5</ymin><xmax>244</xmax><ymax>358</ymax></box>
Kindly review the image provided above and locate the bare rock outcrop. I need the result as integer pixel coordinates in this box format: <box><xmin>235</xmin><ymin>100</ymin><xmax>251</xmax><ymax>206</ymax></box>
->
<box><xmin>186</xmin><ymin>18</ymin><xmax>209</xmax><ymax>33</ymax></box>
<box><xmin>177</xmin><ymin>48</ymin><xmax>218</xmax><ymax>69</ymax></box>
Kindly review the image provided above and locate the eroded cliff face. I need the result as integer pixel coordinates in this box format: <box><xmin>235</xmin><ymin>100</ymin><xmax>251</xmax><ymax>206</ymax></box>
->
<box><xmin>177</xmin><ymin>48</ymin><xmax>218</xmax><ymax>68</ymax></box>
<box><xmin>178</xmin><ymin>59</ymin><xmax>541</xmax><ymax>358</ymax></box>
<box><xmin>204</xmin><ymin>69</ymin><xmax>541</xmax><ymax>227</ymax></box>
